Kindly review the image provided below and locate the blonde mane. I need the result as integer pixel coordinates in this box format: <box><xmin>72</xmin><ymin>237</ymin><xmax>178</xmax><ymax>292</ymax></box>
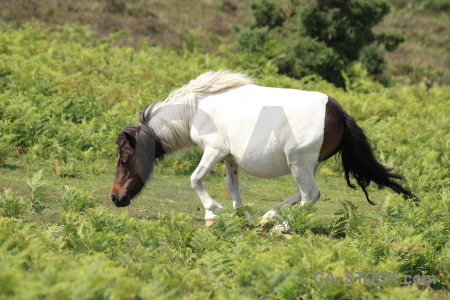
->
<box><xmin>151</xmin><ymin>70</ymin><xmax>253</xmax><ymax>115</ymax></box>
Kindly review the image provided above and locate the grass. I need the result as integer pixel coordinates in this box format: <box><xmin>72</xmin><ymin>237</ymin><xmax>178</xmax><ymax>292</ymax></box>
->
<box><xmin>0</xmin><ymin>156</ymin><xmax>386</xmax><ymax>226</ymax></box>
<box><xmin>1</xmin><ymin>154</ymin><xmax>446</xmax><ymax>299</ymax></box>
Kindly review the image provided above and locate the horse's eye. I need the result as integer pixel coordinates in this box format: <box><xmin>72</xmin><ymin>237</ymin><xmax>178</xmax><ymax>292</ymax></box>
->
<box><xmin>121</xmin><ymin>159</ymin><xmax>128</xmax><ymax>165</ymax></box>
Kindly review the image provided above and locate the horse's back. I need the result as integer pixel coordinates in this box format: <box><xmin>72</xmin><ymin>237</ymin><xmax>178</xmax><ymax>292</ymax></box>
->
<box><xmin>191</xmin><ymin>85</ymin><xmax>328</xmax><ymax>177</ymax></box>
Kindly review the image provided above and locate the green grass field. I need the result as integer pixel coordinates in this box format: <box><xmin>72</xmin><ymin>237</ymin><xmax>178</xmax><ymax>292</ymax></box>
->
<box><xmin>0</xmin><ymin>156</ymin><xmax>386</xmax><ymax>225</ymax></box>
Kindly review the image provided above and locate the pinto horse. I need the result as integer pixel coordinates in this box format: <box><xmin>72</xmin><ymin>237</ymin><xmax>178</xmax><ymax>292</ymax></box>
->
<box><xmin>111</xmin><ymin>70</ymin><xmax>416</xmax><ymax>228</ymax></box>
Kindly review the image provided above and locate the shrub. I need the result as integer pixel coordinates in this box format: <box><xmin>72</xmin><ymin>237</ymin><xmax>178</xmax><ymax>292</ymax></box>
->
<box><xmin>251</xmin><ymin>0</ymin><xmax>286</xmax><ymax>29</ymax></box>
<box><xmin>236</xmin><ymin>27</ymin><xmax>271</xmax><ymax>53</ymax></box>
<box><xmin>236</xmin><ymin>0</ymin><xmax>404</xmax><ymax>86</ymax></box>
<box><xmin>360</xmin><ymin>43</ymin><xmax>387</xmax><ymax>75</ymax></box>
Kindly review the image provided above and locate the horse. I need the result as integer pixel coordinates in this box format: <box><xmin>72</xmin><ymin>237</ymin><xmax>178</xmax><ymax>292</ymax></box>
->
<box><xmin>110</xmin><ymin>70</ymin><xmax>416</xmax><ymax>230</ymax></box>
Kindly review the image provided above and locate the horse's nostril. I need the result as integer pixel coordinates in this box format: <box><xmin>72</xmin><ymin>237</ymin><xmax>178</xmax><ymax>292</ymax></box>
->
<box><xmin>111</xmin><ymin>194</ymin><xmax>117</xmax><ymax>203</ymax></box>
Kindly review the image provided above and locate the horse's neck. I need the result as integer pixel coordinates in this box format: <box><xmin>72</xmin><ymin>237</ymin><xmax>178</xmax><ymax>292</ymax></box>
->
<box><xmin>148</xmin><ymin>97</ymin><xmax>198</xmax><ymax>153</ymax></box>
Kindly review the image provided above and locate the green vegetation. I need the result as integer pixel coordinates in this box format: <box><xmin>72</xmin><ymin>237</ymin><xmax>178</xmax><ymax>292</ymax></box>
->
<box><xmin>1</xmin><ymin>0</ymin><xmax>448</xmax><ymax>85</ymax></box>
<box><xmin>0</xmin><ymin>3</ymin><xmax>449</xmax><ymax>299</ymax></box>
<box><xmin>237</xmin><ymin>0</ymin><xmax>404</xmax><ymax>86</ymax></box>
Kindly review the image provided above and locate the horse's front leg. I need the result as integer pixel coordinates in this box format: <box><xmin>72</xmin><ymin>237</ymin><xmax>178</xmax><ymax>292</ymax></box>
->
<box><xmin>225</xmin><ymin>159</ymin><xmax>251</xmax><ymax>220</ymax></box>
<box><xmin>191</xmin><ymin>147</ymin><xmax>227</xmax><ymax>227</ymax></box>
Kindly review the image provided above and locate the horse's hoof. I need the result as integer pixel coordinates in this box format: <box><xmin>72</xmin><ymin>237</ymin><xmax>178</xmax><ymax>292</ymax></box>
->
<box><xmin>260</xmin><ymin>210</ymin><xmax>282</xmax><ymax>225</ymax></box>
<box><xmin>205</xmin><ymin>219</ymin><xmax>215</xmax><ymax>227</ymax></box>
<box><xmin>271</xmin><ymin>221</ymin><xmax>291</xmax><ymax>234</ymax></box>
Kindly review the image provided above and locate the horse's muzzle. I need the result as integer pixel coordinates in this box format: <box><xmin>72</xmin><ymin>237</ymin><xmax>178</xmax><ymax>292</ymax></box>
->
<box><xmin>111</xmin><ymin>193</ymin><xmax>131</xmax><ymax>207</ymax></box>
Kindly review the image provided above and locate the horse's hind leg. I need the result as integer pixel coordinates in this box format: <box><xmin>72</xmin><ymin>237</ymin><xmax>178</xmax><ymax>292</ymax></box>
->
<box><xmin>268</xmin><ymin>189</ymin><xmax>302</xmax><ymax>210</ymax></box>
<box><xmin>261</xmin><ymin>153</ymin><xmax>320</xmax><ymax>233</ymax></box>
<box><xmin>289</xmin><ymin>154</ymin><xmax>321</xmax><ymax>206</ymax></box>
<box><xmin>261</xmin><ymin>190</ymin><xmax>301</xmax><ymax>232</ymax></box>
<box><xmin>225</xmin><ymin>159</ymin><xmax>251</xmax><ymax>220</ymax></box>
<box><xmin>191</xmin><ymin>147</ymin><xmax>227</xmax><ymax>227</ymax></box>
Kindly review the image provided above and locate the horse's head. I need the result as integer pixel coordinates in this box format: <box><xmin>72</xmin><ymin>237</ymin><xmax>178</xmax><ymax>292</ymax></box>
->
<box><xmin>110</xmin><ymin>125</ymin><xmax>165</xmax><ymax>207</ymax></box>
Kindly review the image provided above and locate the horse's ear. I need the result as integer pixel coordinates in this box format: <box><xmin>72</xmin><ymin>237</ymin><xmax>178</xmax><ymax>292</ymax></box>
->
<box><xmin>123</xmin><ymin>131</ymin><xmax>136</xmax><ymax>148</ymax></box>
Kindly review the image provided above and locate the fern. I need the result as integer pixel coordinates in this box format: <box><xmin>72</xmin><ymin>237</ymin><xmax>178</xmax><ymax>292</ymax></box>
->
<box><xmin>26</xmin><ymin>169</ymin><xmax>46</xmax><ymax>214</ymax></box>
<box><xmin>60</xmin><ymin>187</ymin><xmax>95</xmax><ymax>212</ymax></box>
<box><xmin>0</xmin><ymin>189</ymin><xmax>27</xmax><ymax>218</ymax></box>
<box><xmin>189</xmin><ymin>228</ymin><xmax>219</xmax><ymax>258</ymax></box>
<box><xmin>279</xmin><ymin>203</ymin><xmax>317</xmax><ymax>234</ymax></box>
<box><xmin>329</xmin><ymin>200</ymin><xmax>366</xmax><ymax>239</ymax></box>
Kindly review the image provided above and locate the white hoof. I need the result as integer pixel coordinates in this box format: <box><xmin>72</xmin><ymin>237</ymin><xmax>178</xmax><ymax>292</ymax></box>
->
<box><xmin>260</xmin><ymin>210</ymin><xmax>291</xmax><ymax>233</ymax></box>
<box><xmin>260</xmin><ymin>210</ymin><xmax>283</xmax><ymax>224</ymax></box>
<box><xmin>271</xmin><ymin>221</ymin><xmax>291</xmax><ymax>234</ymax></box>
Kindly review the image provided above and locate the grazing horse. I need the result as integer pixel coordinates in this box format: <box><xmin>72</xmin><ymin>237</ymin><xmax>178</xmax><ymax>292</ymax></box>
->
<box><xmin>111</xmin><ymin>70</ymin><xmax>416</xmax><ymax>228</ymax></box>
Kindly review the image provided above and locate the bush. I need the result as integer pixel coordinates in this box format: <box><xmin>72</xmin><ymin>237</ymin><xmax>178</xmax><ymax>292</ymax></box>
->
<box><xmin>276</xmin><ymin>36</ymin><xmax>344</xmax><ymax>85</ymax></box>
<box><xmin>360</xmin><ymin>44</ymin><xmax>386</xmax><ymax>75</ymax></box>
<box><xmin>251</xmin><ymin>0</ymin><xmax>286</xmax><ymax>29</ymax></box>
<box><xmin>236</xmin><ymin>27</ymin><xmax>271</xmax><ymax>53</ymax></box>
<box><xmin>236</xmin><ymin>0</ymin><xmax>404</xmax><ymax>86</ymax></box>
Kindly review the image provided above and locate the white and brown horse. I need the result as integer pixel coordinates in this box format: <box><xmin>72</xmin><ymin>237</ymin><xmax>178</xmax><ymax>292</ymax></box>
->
<box><xmin>111</xmin><ymin>70</ymin><xmax>416</xmax><ymax>229</ymax></box>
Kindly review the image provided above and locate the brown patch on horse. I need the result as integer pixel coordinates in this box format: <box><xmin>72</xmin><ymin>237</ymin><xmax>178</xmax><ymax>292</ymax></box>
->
<box><xmin>319</xmin><ymin>96</ymin><xmax>345</xmax><ymax>162</ymax></box>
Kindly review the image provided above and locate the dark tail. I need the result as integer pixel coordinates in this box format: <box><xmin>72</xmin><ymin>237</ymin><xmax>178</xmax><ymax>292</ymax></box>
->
<box><xmin>340</xmin><ymin>113</ymin><xmax>418</xmax><ymax>205</ymax></box>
